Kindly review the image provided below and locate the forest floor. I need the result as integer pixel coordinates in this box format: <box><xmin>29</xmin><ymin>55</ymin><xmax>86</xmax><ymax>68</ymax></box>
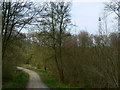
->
<box><xmin>17</xmin><ymin>66</ymin><xmax>49</xmax><ymax>88</ymax></box>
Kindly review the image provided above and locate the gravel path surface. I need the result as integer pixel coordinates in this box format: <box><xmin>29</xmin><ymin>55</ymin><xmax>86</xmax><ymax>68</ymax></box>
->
<box><xmin>17</xmin><ymin>66</ymin><xmax>49</xmax><ymax>89</ymax></box>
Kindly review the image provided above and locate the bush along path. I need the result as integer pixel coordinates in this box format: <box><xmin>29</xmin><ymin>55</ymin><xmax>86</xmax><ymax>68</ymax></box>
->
<box><xmin>17</xmin><ymin>66</ymin><xmax>49</xmax><ymax>89</ymax></box>
<box><xmin>21</xmin><ymin>65</ymin><xmax>79</xmax><ymax>88</ymax></box>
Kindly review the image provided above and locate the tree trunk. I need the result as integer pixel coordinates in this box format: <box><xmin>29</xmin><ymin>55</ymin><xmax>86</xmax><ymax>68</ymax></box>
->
<box><xmin>0</xmin><ymin>6</ymin><xmax>2</xmax><ymax>89</ymax></box>
<box><xmin>118</xmin><ymin>2</ymin><xmax>120</xmax><ymax>87</ymax></box>
<box><xmin>54</xmin><ymin>48</ymin><xmax>61</xmax><ymax>81</ymax></box>
<box><xmin>59</xmin><ymin>15</ymin><xmax>64</xmax><ymax>82</ymax></box>
<box><xmin>59</xmin><ymin>45</ymin><xmax>64</xmax><ymax>82</ymax></box>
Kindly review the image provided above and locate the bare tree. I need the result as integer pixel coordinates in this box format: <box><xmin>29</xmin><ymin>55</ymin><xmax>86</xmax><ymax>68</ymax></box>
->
<box><xmin>105</xmin><ymin>1</ymin><xmax>120</xmax><ymax>87</ymax></box>
<box><xmin>38</xmin><ymin>1</ymin><xmax>71</xmax><ymax>81</ymax></box>
<box><xmin>2</xmin><ymin>1</ymin><xmax>43</xmax><ymax>58</ymax></box>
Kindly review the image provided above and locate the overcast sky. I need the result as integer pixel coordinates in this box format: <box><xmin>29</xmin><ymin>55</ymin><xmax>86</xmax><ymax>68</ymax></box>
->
<box><xmin>71</xmin><ymin>2</ymin><xmax>105</xmax><ymax>34</ymax></box>
<box><xmin>70</xmin><ymin>1</ymin><xmax>117</xmax><ymax>35</ymax></box>
<box><xmin>21</xmin><ymin>1</ymin><xmax>116</xmax><ymax>34</ymax></box>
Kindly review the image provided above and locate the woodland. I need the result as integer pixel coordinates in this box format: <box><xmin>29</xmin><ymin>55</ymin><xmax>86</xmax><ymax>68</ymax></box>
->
<box><xmin>1</xmin><ymin>1</ymin><xmax>120</xmax><ymax>88</ymax></box>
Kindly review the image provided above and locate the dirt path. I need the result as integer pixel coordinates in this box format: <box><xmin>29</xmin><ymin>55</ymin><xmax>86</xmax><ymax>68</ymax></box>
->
<box><xmin>17</xmin><ymin>66</ymin><xmax>49</xmax><ymax>88</ymax></box>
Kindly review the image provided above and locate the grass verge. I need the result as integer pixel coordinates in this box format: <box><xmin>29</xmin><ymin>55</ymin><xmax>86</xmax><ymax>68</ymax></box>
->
<box><xmin>2</xmin><ymin>69</ymin><xmax>29</xmax><ymax>88</ymax></box>
<box><xmin>21</xmin><ymin>64</ymin><xmax>79</xmax><ymax>88</ymax></box>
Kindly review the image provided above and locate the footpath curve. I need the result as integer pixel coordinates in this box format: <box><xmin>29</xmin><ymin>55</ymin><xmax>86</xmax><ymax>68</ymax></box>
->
<box><xmin>17</xmin><ymin>66</ymin><xmax>49</xmax><ymax>89</ymax></box>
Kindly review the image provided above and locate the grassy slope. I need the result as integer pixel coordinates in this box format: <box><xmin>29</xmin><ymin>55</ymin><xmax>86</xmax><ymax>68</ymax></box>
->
<box><xmin>22</xmin><ymin>64</ymin><xmax>79</xmax><ymax>88</ymax></box>
<box><xmin>2</xmin><ymin>69</ymin><xmax>29</xmax><ymax>88</ymax></box>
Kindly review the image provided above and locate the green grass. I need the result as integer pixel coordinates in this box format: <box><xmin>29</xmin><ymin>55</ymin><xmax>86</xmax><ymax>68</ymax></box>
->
<box><xmin>21</xmin><ymin>64</ymin><xmax>79</xmax><ymax>88</ymax></box>
<box><xmin>2</xmin><ymin>69</ymin><xmax>29</xmax><ymax>88</ymax></box>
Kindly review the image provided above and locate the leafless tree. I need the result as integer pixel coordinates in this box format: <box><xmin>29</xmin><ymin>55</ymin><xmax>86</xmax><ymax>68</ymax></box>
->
<box><xmin>38</xmin><ymin>1</ymin><xmax>71</xmax><ymax>81</ymax></box>
<box><xmin>2</xmin><ymin>1</ymin><xmax>44</xmax><ymax>58</ymax></box>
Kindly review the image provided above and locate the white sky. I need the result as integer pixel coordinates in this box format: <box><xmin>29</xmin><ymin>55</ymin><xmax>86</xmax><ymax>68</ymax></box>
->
<box><xmin>70</xmin><ymin>1</ymin><xmax>117</xmax><ymax>35</ymax></box>
<box><xmin>21</xmin><ymin>1</ymin><xmax>117</xmax><ymax>34</ymax></box>
<box><xmin>71</xmin><ymin>2</ymin><xmax>105</xmax><ymax>34</ymax></box>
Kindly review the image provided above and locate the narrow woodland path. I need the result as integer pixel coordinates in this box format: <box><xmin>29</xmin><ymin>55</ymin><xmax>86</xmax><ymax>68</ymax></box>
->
<box><xmin>17</xmin><ymin>66</ymin><xmax>49</xmax><ymax>88</ymax></box>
